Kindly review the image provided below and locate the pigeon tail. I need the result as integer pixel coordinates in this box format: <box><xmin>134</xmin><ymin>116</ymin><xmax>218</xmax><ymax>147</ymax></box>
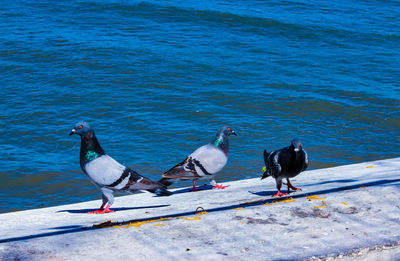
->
<box><xmin>261</xmin><ymin>149</ymin><xmax>272</xmax><ymax>179</ymax></box>
<box><xmin>157</xmin><ymin>177</ymin><xmax>178</xmax><ymax>187</ymax></box>
<box><xmin>146</xmin><ymin>188</ymin><xmax>173</xmax><ymax>196</ymax></box>
<box><xmin>146</xmin><ymin>178</ymin><xmax>175</xmax><ymax>196</ymax></box>
<box><xmin>263</xmin><ymin>149</ymin><xmax>269</xmax><ymax>166</ymax></box>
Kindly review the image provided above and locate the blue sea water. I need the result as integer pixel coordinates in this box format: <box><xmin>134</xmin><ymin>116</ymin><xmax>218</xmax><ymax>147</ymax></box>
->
<box><xmin>0</xmin><ymin>0</ymin><xmax>399</xmax><ymax>213</ymax></box>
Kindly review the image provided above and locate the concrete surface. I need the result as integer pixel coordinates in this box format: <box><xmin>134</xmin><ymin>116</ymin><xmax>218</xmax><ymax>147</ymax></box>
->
<box><xmin>0</xmin><ymin>158</ymin><xmax>399</xmax><ymax>260</ymax></box>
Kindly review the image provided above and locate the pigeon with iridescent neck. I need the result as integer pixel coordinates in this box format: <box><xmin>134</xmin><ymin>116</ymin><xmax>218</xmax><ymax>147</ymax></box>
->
<box><xmin>69</xmin><ymin>122</ymin><xmax>170</xmax><ymax>214</ymax></box>
<box><xmin>262</xmin><ymin>138</ymin><xmax>309</xmax><ymax>197</ymax></box>
<box><xmin>158</xmin><ymin>126</ymin><xmax>237</xmax><ymax>191</ymax></box>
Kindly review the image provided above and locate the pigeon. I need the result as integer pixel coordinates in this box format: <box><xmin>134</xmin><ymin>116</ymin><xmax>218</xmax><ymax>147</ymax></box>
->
<box><xmin>262</xmin><ymin>138</ymin><xmax>309</xmax><ymax>197</ymax></box>
<box><xmin>69</xmin><ymin>122</ymin><xmax>170</xmax><ymax>214</ymax></box>
<box><xmin>158</xmin><ymin>126</ymin><xmax>237</xmax><ymax>191</ymax></box>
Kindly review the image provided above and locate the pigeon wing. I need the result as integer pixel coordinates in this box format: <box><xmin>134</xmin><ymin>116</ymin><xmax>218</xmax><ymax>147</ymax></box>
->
<box><xmin>270</xmin><ymin>151</ymin><xmax>282</xmax><ymax>178</ymax></box>
<box><xmin>85</xmin><ymin>155</ymin><xmax>165</xmax><ymax>191</ymax></box>
<box><xmin>302</xmin><ymin>149</ymin><xmax>309</xmax><ymax>171</ymax></box>
<box><xmin>84</xmin><ymin>155</ymin><xmax>127</xmax><ymax>186</ymax></box>
<box><xmin>261</xmin><ymin>149</ymin><xmax>271</xmax><ymax>179</ymax></box>
<box><xmin>162</xmin><ymin>158</ymin><xmax>200</xmax><ymax>180</ymax></box>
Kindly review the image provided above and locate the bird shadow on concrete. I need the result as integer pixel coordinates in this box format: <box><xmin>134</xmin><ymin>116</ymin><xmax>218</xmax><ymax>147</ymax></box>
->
<box><xmin>57</xmin><ymin>204</ymin><xmax>170</xmax><ymax>214</ymax></box>
<box><xmin>48</xmin><ymin>225</ymin><xmax>83</xmax><ymax>230</ymax></box>
<box><xmin>250</xmin><ymin>178</ymin><xmax>400</xmax><ymax>197</ymax></box>
<box><xmin>171</xmin><ymin>184</ymin><xmax>214</xmax><ymax>194</ymax></box>
<box><xmin>252</xmin><ymin>178</ymin><xmax>360</xmax><ymax>197</ymax></box>
<box><xmin>301</xmin><ymin>179</ymin><xmax>358</xmax><ymax>187</ymax></box>
<box><xmin>248</xmin><ymin>190</ymin><xmax>279</xmax><ymax>197</ymax></box>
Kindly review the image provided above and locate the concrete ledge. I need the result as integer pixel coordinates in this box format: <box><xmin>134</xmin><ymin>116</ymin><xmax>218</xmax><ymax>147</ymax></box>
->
<box><xmin>0</xmin><ymin>158</ymin><xmax>399</xmax><ymax>260</ymax></box>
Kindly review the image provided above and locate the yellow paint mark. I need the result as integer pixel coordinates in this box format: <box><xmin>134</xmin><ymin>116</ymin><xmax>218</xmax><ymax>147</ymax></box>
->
<box><xmin>281</xmin><ymin>197</ymin><xmax>296</xmax><ymax>203</ymax></box>
<box><xmin>314</xmin><ymin>206</ymin><xmax>327</xmax><ymax>209</ymax></box>
<box><xmin>93</xmin><ymin>220</ymin><xmax>114</xmax><ymax>228</ymax></box>
<box><xmin>195</xmin><ymin>211</ymin><xmax>208</xmax><ymax>215</ymax></box>
<box><xmin>176</xmin><ymin>216</ymin><xmax>201</xmax><ymax>221</ymax></box>
<box><xmin>360</xmin><ymin>187</ymin><xmax>366</xmax><ymax>189</ymax></box>
<box><xmin>262</xmin><ymin>166</ymin><xmax>266</xmax><ymax>172</ymax></box>
<box><xmin>342</xmin><ymin>202</ymin><xmax>348</xmax><ymax>205</ymax></box>
<box><xmin>366</xmin><ymin>165</ymin><xmax>374</xmax><ymax>168</ymax></box>
<box><xmin>307</xmin><ymin>195</ymin><xmax>325</xmax><ymax>200</ymax></box>
<box><xmin>153</xmin><ymin>223</ymin><xmax>165</xmax><ymax>227</ymax></box>
<box><xmin>114</xmin><ymin>217</ymin><xmax>172</xmax><ymax>228</ymax></box>
<box><xmin>234</xmin><ymin>207</ymin><xmax>244</xmax><ymax>211</ymax></box>
<box><xmin>241</xmin><ymin>221</ymin><xmax>245</xmax><ymax>224</ymax></box>
<box><xmin>272</xmin><ymin>197</ymin><xmax>296</xmax><ymax>204</ymax></box>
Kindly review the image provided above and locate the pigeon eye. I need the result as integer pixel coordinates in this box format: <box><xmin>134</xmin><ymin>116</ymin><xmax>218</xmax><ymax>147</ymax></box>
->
<box><xmin>78</xmin><ymin>125</ymin><xmax>83</xmax><ymax>129</ymax></box>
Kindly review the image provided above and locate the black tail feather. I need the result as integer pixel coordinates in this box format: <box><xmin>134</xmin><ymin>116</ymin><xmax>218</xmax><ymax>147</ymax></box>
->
<box><xmin>147</xmin><ymin>178</ymin><xmax>177</xmax><ymax>196</ymax></box>
<box><xmin>263</xmin><ymin>149</ymin><xmax>269</xmax><ymax>166</ymax></box>
<box><xmin>147</xmin><ymin>188</ymin><xmax>173</xmax><ymax>196</ymax></box>
<box><xmin>262</xmin><ymin>149</ymin><xmax>271</xmax><ymax>180</ymax></box>
<box><xmin>158</xmin><ymin>177</ymin><xmax>177</xmax><ymax>187</ymax></box>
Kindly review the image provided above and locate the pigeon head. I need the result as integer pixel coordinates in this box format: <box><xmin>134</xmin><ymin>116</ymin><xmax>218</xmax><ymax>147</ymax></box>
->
<box><xmin>69</xmin><ymin>122</ymin><xmax>93</xmax><ymax>137</ymax></box>
<box><xmin>70</xmin><ymin>122</ymin><xmax>105</xmax><ymax>161</ymax></box>
<box><xmin>212</xmin><ymin>126</ymin><xmax>237</xmax><ymax>152</ymax></box>
<box><xmin>218</xmin><ymin>126</ymin><xmax>237</xmax><ymax>137</ymax></box>
<box><xmin>290</xmin><ymin>138</ymin><xmax>303</xmax><ymax>152</ymax></box>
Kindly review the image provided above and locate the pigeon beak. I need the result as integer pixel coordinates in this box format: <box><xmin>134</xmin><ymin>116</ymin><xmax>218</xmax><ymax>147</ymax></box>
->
<box><xmin>294</xmin><ymin>148</ymin><xmax>300</xmax><ymax>152</ymax></box>
<box><xmin>69</xmin><ymin>129</ymin><xmax>76</xmax><ymax>136</ymax></box>
<box><xmin>231</xmin><ymin>130</ymin><xmax>237</xmax><ymax>136</ymax></box>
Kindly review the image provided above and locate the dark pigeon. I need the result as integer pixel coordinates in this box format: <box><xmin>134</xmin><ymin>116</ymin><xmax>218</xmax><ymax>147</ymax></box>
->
<box><xmin>69</xmin><ymin>122</ymin><xmax>170</xmax><ymax>214</ymax></box>
<box><xmin>262</xmin><ymin>138</ymin><xmax>309</xmax><ymax>197</ymax></box>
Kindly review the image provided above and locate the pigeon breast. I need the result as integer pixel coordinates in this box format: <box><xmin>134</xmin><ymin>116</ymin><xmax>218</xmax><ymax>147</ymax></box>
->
<box><xmin>84</xmin><ymin>155</ymin><xmax>128</xmax><ymax>188</ymax></box>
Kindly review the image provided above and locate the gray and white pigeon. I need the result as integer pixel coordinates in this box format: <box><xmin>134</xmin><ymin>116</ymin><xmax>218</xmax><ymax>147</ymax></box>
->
<box><xmin>158</xmin><ymin>126</ymin><xmax>237</xmax><ymax>191</ymax></box>
<box><xmin>262</xmin><ymin>138</ymin><xmax>309</xmax><ymax>197</ymax></box>
<box><xmin>69</xmin><ymin>122</ymin><xmax>169</xmax><ymax>214</ymax></box>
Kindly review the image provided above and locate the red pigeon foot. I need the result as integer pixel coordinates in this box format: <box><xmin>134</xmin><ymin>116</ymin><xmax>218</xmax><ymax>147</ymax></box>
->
<box><xmin>272</xmin><ymin>190</ymin><xmax>288</xmax><ymax>197</ymax></box>
<box><xmin>88</xmin><ymin>205</ymin><xmax>114</xmax><ymax>214</ymax></box>
<box><xmin>212</xmin><ymin>184</ymin><xmax>229</xmax><ymax>189</ymax></box>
